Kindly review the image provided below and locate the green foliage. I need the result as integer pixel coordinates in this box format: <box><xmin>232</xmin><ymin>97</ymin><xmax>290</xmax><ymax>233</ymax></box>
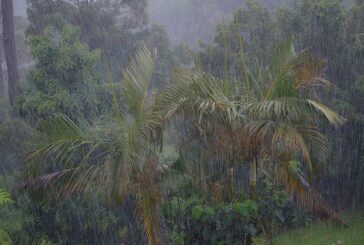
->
<box><xmin>291</xmin><ymin>208</ymin><xmax>313</xmax><ymax>228</ymax></box>
<box><xmin>25</xmin><ymin>0</ymin><xmax>170</xmax><ymax>86</ymax></box>
<box><xmin>0</xmin><ymin>188</ymin><xmax>16</xmax><ymax>245</ymax></box>
<box><xmin>256</xmin><ymin>178</ymin><xmax>289</xmax><ymax>239</ymax></box>
<box><xmin>0</xmin><ymin>229</ymin><xmax>12</xmax><ymax>245</ymax></box>
<box><xmin>234</xmin><ymin>199</ymin><xmax>259</xmax><ymax>219</ymax></box>
<box><xmin>0</xmin><ymin>118</ymin><xmax>31</xmax><ymax>172</ymax></box>
<box><xmin>23</xmin><ymin>43</ymin><xmax>164</xmax><ymax>244</ymax></box>
<box><xmin>5</xmin><ymin>193</ymin><xmax>134</xmax><ymax>245</ymax></box>
<box><xmin>163</xmin><ymin>197</ymin><xmax>258</xmax><ymax>244</ymax></box>
<box><xmin>197</xmin><ymin>0</ymin><xmax>277</xmax><ymax>79</ymax></box>
<box><xmin>0</xmin><ymin>189</ymin><xmax>13</xmax><ymax>206</ymax></box>
<box><xmin>16</xmin><ymin>23</ymin><xmax>101</xmax><ymax>123</ymax></box>
<box><xmin>1</xmin><ymin>0</ymin><xmax>363</xmax><ymax>244</ymax></box>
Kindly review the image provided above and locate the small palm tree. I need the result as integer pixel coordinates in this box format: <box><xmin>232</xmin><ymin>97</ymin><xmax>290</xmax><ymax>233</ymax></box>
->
<box><xmin>23</xmin><ymin>44</ymin><xmax>164</xmax><ymax>245</ymax></box>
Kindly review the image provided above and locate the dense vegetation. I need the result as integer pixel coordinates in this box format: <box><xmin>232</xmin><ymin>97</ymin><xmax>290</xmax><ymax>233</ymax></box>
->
<box><xmin>0</xmin><ymin>0</ymin><xmax>363</xmax><ymax>244</ymax></box>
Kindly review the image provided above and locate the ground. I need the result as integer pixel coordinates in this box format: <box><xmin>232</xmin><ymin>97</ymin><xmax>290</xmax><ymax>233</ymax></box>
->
<box><xmin>273</xmin><ymin>210</ymin><xmax>364</xmax><ymax>245</ymax></box>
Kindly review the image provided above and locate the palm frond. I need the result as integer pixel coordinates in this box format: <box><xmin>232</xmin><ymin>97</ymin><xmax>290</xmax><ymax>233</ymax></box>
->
<box><xmin>292</xmin><ymin>52</ymin><xmax>329</xmax><ymax>90</ymax></box>
<box><xmin>270</xmin><ymin>38</ymin><xmax>296</xmax><ymax>76</ymax></box>
<box><xmin>20</xmin><ymin>167</ymin><xmax>94</xmax><ymax>198</ymax></box>
<box><xmin>276</xmin><ymin>160</ymin><xmax>347</xmax><ymax>226</ymax></box>
<box><xmin>271</xmin><ymin>125</ymin><xmax>314</xmax><ymax>172</ymax></box>
<box><xmin>25</xmin><ymin>114</ymin><xmax>107</xmax><ymax>176</ymax></box>
<box><xmin>0</xmin><ymin>189</ymin><xmax>13</xmax><ymax>206</ymax></box>
<box><xmin>245</xmin><ymin>96</ymin><xmax>346</xmax><ymax>127</ymax></box>
<box><xmin>122</xmin><ymin>43</ymin><xmax>154</xmax><ymax>116</ymax></box>
<box><xmin>246</xmin><ymin>118</ymin><xmax>329</xmax><ymax>176</ymax></box>
<box><xmin>245</xmin><ymin>98</ymin><xmax>305</xmax><ymax>123</ymax></box>
<box><xmin>307</xmin><ymin>100</ymin><xmax>346</xmax><ymax>126</ymax></box>
<box><xmin>265</xmin><ymin>39</ymin><xmax>296</xmax><ymax>100</ymax></box>
<box><xmin>265</xmin><ymin>39</ymin><xmax>330</xmax><ymax>102</ymax></box>
<box><xmin>116</xmin><ymin>112</ymin><xmax>162</xmax><ymax>173</ymax></box>
<box><xmin>160</xmin><ymin>69</ymin><xmax>238</xmax><ymax>125</ymax></box>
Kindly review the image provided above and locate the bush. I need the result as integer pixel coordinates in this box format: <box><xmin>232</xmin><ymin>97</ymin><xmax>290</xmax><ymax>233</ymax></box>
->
<box><xmin>163</xmin><ymin>197</ymin><xmax>258</xmax><ymax>244</ymax></box>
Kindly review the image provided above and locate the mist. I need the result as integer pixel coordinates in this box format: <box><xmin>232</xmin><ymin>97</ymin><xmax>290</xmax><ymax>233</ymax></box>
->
<box><xmin>0</xmin><ymin>0</ymin><xmax>363</xmax><ymax>244</ymax></box>
<box><xmin>14</xmin><ymin>0</ymin><xmax>294</xmax><ymax>47</ymax></box>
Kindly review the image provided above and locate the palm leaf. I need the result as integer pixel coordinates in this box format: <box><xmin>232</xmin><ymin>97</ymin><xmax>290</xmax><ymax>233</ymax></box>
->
<box><xmin>26</xmin><ymin>114</ymin><xmax>107</xmax><ymax>174</ymax></box>
<box><xmin>276</xmin><ymin>161</ymin><xmax>347</xmax><ymax>226</ymax></box>
<box><xmin>160</xmin><ymin>69</ymin><xmax>238</xmax><ymax>125</ymax></box>
<box><xmin>20</xmin><ymin>166</ymin><xmax>96</xmax><ymax>198</ymax></box>
<box><xmin>307</xmin><ymin>100</ymin><xmax>346</xmax><ymax>126</ymax></box>
<box><xmin>122</xmin><ymin>43</ymin><xmax>154</xmax><ymax>116</ymax></box>
<box><xmin>0</xmin><ymin>189</ymin><xmax>13</xmax><ymax>206</ymax></box>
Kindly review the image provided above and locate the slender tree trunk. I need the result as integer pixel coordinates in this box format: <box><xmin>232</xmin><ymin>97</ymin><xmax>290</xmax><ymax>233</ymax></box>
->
<box><xmin>249</xmin><ymin>156</ymin><xmax>257</xmax><ymax>199</ymax></box>
<box><xmin>228</xmin><ymin>166</ymin><xmax>235</xmax><ymax>200</ymax></box>
<box><xmin>247</xmin><ymin>153</ymin><xmax>258</xmax><ymax>245</ymax></box>
<box><xmin>1</xmin><ymin>0</ymin><xmax>19</xmax><ymax>106</ymax></box>
<box><xmin>138</xmin><ymin>170</ymin><xmax>162</xmax><ymax>245</ymax></box>
<box><xmin>0</xmin><ymin>40</ymin><xmax>6</xmax><ymax>121</ymax></box>
<box><xmin>0</xmin><ymin>40</ymin><xmax>4</xmax><ymax>97</ymax></box>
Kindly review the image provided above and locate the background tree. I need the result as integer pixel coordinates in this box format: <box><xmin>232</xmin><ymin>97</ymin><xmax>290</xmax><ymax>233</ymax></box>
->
<box><xmin>15</xmin><ymin>22</ymin><xmax>101</xmax><ymax>124</ymax></box>
<box><xmin>26</xmin><ymin>0</ymin><xmax>149</xmax><ymax>78</ymax></box>
<box><xmin>1</xmin><ymin>0</ymin><xmax>19</xmax><ymax>106</ymax></box>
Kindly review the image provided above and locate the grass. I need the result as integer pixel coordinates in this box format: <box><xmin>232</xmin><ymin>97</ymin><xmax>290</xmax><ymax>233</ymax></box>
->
<box><xmin>273</xmin><ymin>211</ymin><xmax>364</xmax><ymax>245</ymax></box>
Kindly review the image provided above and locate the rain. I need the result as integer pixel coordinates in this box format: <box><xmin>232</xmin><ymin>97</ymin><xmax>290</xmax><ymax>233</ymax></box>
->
<box><xmin>0</xmin><ymin>0</ymin><xmax>363</xmax><ymax>244</ymax></box>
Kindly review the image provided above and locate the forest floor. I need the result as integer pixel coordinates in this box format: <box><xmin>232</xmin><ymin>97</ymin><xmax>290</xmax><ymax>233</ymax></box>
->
<box><xmin>272</xmin><ymin>210</ymin><xmax>364</xmax><ymax>245</ymax></box>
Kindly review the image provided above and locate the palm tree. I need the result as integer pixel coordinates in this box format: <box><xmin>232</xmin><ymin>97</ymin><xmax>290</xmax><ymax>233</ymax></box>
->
<box><xmin>160</xmin><ymin>39</ymin><xmax>346</xmax><ymax>221</ymax></box>
<box><xmin>23</xmin><ymin>44</ymin><xmax>164</xmax><ymax>245</ymax></box>
<box><xmin>241</xmin><ymin>39</ymin><xmax>346</xmax><ymax>218</ymax></box>
<box><xmin>159</xmin><ymin>68</ymin><xmax>241</xmax><ymax>195</ymax></box>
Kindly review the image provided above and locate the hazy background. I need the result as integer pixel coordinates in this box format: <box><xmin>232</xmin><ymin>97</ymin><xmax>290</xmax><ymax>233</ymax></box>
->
<box><xmin>13</xmin><ymin>0</ymin><xmax>294</xmax><ymax>48</ymax></box>
<box><xmin>14</xmin><ymin>0</ymin><xmax>27</xmax><ymax>16</ymax></box>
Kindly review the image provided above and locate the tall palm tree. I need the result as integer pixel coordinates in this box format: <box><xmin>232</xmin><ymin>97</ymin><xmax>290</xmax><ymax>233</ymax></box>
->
<box><xmin>160</xmin><ymin>39</ymin><xmax>346</xmax><ymax>221</ymax></box>
<box><xmin>242</xmin><ymin>39</ymin><xmax>346</xmax><ymax>217</ymax></box>
<box><xmin>23</xmin><ymin>44</ymin><xmax>164</xmax><ymax>245</ymax></box>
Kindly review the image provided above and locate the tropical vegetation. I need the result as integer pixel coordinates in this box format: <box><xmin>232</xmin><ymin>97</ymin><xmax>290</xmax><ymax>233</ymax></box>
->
<box><xmin>0</xmin><ymin>0</ymin><xmax>363</xmax><ymax>244</ymax></box>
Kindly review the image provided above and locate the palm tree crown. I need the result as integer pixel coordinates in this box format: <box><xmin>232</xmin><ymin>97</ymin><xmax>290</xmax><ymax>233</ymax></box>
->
<box><xmin>24</xmin><ymin>43</ymin><xmax>164</xmax><ymax>245</ymax></box>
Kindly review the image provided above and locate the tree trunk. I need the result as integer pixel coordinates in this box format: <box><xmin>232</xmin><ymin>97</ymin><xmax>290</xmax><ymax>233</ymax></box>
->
<box><xmin>137</xmin><ymin>170</ymin><xmax>162</xmax><ymax>245</ymax></box>
<box><xmin>0</xmin><ymin>40</ymin><xmax>4</xmax><ymax>98</ymax></box>
<box><xmin>249</xmin><ymin>156</ymin><xmax>257</xmax><ymax>199</ymax></box>
<box><xmin>1</xmin><ymin>0</ymin><xmax>19</xmax><ymax>106</ymax></box>
<box><xmin>246</xmin><ymin>154</ymin><xmax>258</xmax><ymax>245</ymax></box>
<box><xmin>0</xmin><ymin>40</ymin><xmax>6</xmax><ymax>121</ymax></box>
